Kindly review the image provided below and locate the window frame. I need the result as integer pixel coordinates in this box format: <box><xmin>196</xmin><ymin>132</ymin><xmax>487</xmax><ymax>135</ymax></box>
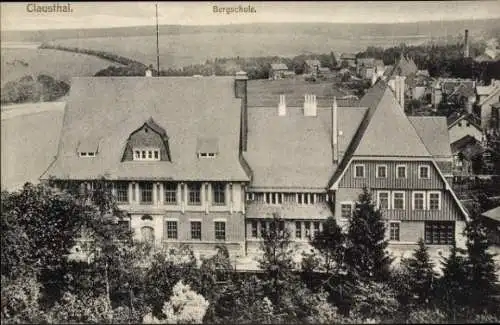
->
<box><xmin>354</xmin><ymin>164</ymin><xmax>366</xmax><ymax>178</ymax></box>
<box><xmin>428</xmin><ymin>191</ymin><xmax>442</xmax><ymax>211</ymax></box>
<box><xmin>166</xmin><ymin>220</ymin><xmax>178</xmax><ymax>240</ymax></box>
<box><xmin>133</xmin><ymin>147</ymin><xmax>161</xmax><ymax>161</ymax></box>
<box><xmin>190</xmin><ymin>221</ymin><xmax>201</xmax><ymax>240</ymax></box>
<box><xmin>115</xmin><ymin>182</ymin><xmax>129</xmax><ymax>204</ymax></box>
<box><xmin>164</xmin><ymin>182</ymin><xmax>177</xmax><ymax>205</ymax></box>
<box><xmin>392</xmin><ymin>191</ymin><xmax>405</xmax><ymax>210</ymax></box>
<box><xmin>376</xmin><ymin>164</ymin><xmax>388</xmax><ymax>178</ymax></box>
<box><xmin>215</xmin><ymin>221</ymin><xmax>226</xmax><ymax>241</ymax></box>
<box><xmin>340</xmin><ymin>201</ymin><xmax>354</xmax><ymax>219</ymax></box>
<box><xmin>377</xmin><ymin>191</ymin><xmax>391</xmax><ymax>209</ymax></box>
<box><xmin>251</xmin><ymin>221</ymin><xmax>258</xmax><ymax>238</ymax></box>
<box><xmin>418</xmin><ymin>165</ymin><xmax>430</xmax><ymax>179</ymax></box>
<box><xmin>425</xmin><ymin>221</ymin><xmax>455</xmax><ymax>245</ymax></box>
<box><xmin>412</xmin><ymin>191</ymin><xmax>426</xmax><ymax>211</ymax></box>
<box><xmin>187</xmin><ymin>182</ymin><xmax>202</xmax><ymax>206</ymax></box>
<box><xmin>396</xmin><ymin>164</ymin><xmax>407</xmax><ymax>179</ymax></box>
<box><xmin>389</xmin><ymin>221</ymin><xmax>401</xmax><ymax>241</ymax></box>
<box><xmin>212</xmin><ymin>182</ymin><xmax>226</xmax><ymax>206</ymax></box>
<box><xmin>140</xmin><ymin>182</ymin><xmax>154</xmax><ymax>205</ymax></box>
<box><xmin>295</xmin><ymin>221</ymin><xmax>302</xmax><ymax>239</ymax></box>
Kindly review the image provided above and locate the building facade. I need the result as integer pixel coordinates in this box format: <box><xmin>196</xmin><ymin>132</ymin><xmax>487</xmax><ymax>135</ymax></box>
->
<box><xmin>42</xmin><ymin>72</ymin><xmax>469</xmax><ymax>265</ymax></box>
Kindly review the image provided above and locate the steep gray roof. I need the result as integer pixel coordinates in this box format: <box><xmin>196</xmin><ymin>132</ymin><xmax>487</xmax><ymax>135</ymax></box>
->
<box><xmin>244</xmin><ymin>105</ymin><xmax>367</xmax><ymax>190</ymax></box>
<box><xmin>409</xmin><ymin>116</ymin><xmax>452</xmax><ymax>158</ymax></box>
<box><xmin>42</xmin><ymin>77</ymin><xmax>250</xmax><ymax>181</ymax></box>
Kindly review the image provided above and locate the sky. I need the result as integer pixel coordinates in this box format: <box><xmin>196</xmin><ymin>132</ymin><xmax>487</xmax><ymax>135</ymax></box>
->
<box><xmin>1</xmin><ymin>1</ymin><xmax>500</xmax><ymax>31</ymax></box>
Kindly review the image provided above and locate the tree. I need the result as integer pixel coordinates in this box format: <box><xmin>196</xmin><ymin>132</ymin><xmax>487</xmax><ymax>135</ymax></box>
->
<box><xmin>344</xmin><ymin>187</ymin><xmax>392</xmax><ymax>283</ymax></box>
<box><xmin>1</xmin><ymin>183</ymin><xmax>87</xmax><ymax>292</ymax></box>
<box><xmin>330</xmin><ymin>51</ymin><xmax>338</xmax><ymax>68</ymax></box>
<box><xmin>401</xmin><ymin>238</ymin><xmax>438</xmax><ymax>307</ymax></box>
<box><xmin>437</xmin><ymin>241</ymin><xmax>469</xmax><ymax>319</ymax></box>
<box><xmin>258</xmin><ymin>213</ymin><xmax>296</xmax><ymax>306</ymax></box>
<box><xmin>142</xmin><ymin>280</ymin><xmax>209</xmax><ymax>324</ymax></box>
<box><xmin>464</xmin><ymin>213</ymin><xmax>499</xmax><ymax>313</ymax></box>
<box><xmin>310</xmin><ymin>217</ymin><xmax>345</xmax><ymax>275</ymax></box>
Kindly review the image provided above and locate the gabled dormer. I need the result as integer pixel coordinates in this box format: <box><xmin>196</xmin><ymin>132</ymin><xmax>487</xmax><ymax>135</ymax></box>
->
<box><xmin>77</xmin><ymin>137</ymin><xmax>100</xmax><ymax>157</ymax></box>
<box><xmin>121</xmin><ymin>117</ymin><xmax>172</xmax><ymax>162</ymax></box>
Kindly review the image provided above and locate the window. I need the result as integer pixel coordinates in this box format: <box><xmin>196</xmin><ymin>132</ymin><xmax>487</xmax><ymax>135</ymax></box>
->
<box><xmin>191</xmin><ymin>221</ymin><xmax>201</xmax><ymax>240</ymax></box>
<box><xmin>354</xmin><ymin>164</ymin><xmax>365</xmax><ymax>178</ymax></box>
<box><xmin>412</xmin><ymin>192</ymin><xmax>425</xmax><ymax>210</ymax></box>
<box><xmin>199</xmin><ymin>152</ymin><xmax>217</xmax><ymax>158</ymax></box>
<box><xmin>303</xmin><ymin>193</ymin><xmax>309</xmax><ymax>204</ymax></box>
<box><xmin>79</xmin><ymin>151</ymin><xmax>96</xmax><ymax>157</ymax></box>
<box><xmin>251</xmin><ymin>221</ymin><xmax>258</xmax><ymax>238</ymax></box>
<box><xmin>80</xmin><ymin>152</ymin><xmax>87</xmax><ymax>157</ymax></box>
<box><xmin>340</xmin><ymin>203</ymin><xmax>353</xmax><ymax>218</ymax></box>
<box><xmin>313</xmin><ymin>222</ymin><xmax>320</xmax><ymax>238</ymax></box>
<box><xmin>212</xmin><ymin>183</ymin><xmax>226</xmax><ymax>205</ymax></box>
<box><xmin>141</xmin><ymin>226</ymin><xmax>155</xmax><ymax>244</ymax></box>
<box><xmin>215</xmin><ymin>222</ymin><xmax>226</xmax><ymax>241</ymax></box>
<box><xmin>428</xmin><ymin>192</ymin><xmax>441</xmax><ymax>210</ymax></box>
<box><xmin>133</xmin><ymin>148</ymin><xmax>160</xmax><ymax>161</ymax></box>
<box><xmin>377</xmin><ymin>191</ymin><xmax>390</xmax><ymax>209</ymax></box>
<box><xmin>396</xmin><ymin>165</ymin><xmax>407</xmax><ymax>178</ymax></box>
<box><xmin>376</xmin><ymin>165</ymin><xmax>387</xmax><ymax>178</ymax></box>
<box><xmin>298</xmin><ymin>193</ymin><xmax>303</xmax><ymax>204</ymax></box>
<box><xmin>188</xmin><ymin>183</ymin><xmax>201</xmax><ymax>205</ymax></box>
<box><xmin>116</xmin><ymin>182</ymin><xmax>129</xmax><ymax>203</ymax></box>
<box><xmin>389</xmin><ymin>222</ymin><xmax>400</xmax><ymax>241</ymax></box>
<box><xmin>140</xmin><ymin>182</ymin><xmax>153</xmax><ymax>204</ymax></box>
<box><xmin>284</xmin><ymin>193</ymin><xmax>296</xmax><ymax>203</ymax></box>
<box><xmin>131</xmin><ymin>183</ymin><xmax>136</xmax><ymax>201</ymax></box>
<box><xmin>166</xmin><ymin>221</ymin><xmax>178</xmax><ymax>239</ymax></box>
<box><xmin>425</xmin><ymin>221</ymin><xmax>454</xmax><ymax>245</ymax></box>
<box><xmin>295</xmin><ymin>221</ymin><xmax>302</xmax><ymax>239</ymax></box>
<box><xmin>304</xmin><ymin>221</ymin><xmax>311</xmax><ymax>239</ymax></box>
<box><xmin>164</xmin><ymin>183</ymin><xmax>177</xmax><ymax>205</ymax></box>
<box><xmin>260</xmin><ymin>221</ymin><xmax>267</xmax><ymax>237</ymax></box>
<box><xmin>419</xmin><ymin>165</ymin><xmax>430</xmax><ymax>179</ymax></box>
<box><xmin>393</xmin><ymin>192</ymin><xmax>405</xmax><ymax>210</ymax></box>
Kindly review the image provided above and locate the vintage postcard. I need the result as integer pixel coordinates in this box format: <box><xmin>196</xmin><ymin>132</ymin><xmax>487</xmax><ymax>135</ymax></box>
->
<box><xmin>1</xmin><ymin>1</ymin><xmax>499</xmax><ymax>324</ymax></box>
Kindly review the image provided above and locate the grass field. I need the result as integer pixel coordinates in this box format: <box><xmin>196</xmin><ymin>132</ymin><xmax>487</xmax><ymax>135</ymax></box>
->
<box><xmin>1</xmin><ymin>102</ymin><xmax>65</xmax><ymax>191</ymax></box>
<box><xmin>51</xmin><ymin>33</ymin><xmax>429</xmax><ymax>69</ymax></box>
<box><xmin>1</xmin><ymin>47</ymin><xmax>118</xmax><ymax>86</ymax></box>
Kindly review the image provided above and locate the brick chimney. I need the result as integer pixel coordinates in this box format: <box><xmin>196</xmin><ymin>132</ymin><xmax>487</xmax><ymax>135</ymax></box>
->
<box><xmin>235</xmin><ymin>71</ymin><xmax>249</xmax><ymax>151</ymax></box>
<box><xmin>278</xmin><ymin>94</ymin><xmax>286</xmax><ymax>116</ymax></box>
<box><xmin>304</xmin><ymin>94</ymin><xmax>317</xmax><ymax>116</ymax></box>
<box><xmin>464</xmin><ymin>29</ymin><xmax>470</xmax><ymax>58</ymax></box>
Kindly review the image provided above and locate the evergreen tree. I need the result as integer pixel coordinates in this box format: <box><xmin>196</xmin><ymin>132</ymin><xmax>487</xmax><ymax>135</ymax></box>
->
<box><xmin>438</xmin><ymin>241</ymin><xmax>469</xmax><ymax>319</ymax></box>
<box><xmin>344</xmin><ymin>187</ymin><xmax>392</xmax><ymax>282</ymax></box>
<box><xmin>402</xmin><ymin>238</ymin><xmax>438</xmax><ymax>307</ymax></box>
<box><xmin>258</xmin><ymin>213</ymin><xmax>295</xmax><ymax>306</ymax></box>
<box><xmin>310</xmin><ymin>217</ymin><xmax>345</xmax><ymax>275</ymax></box>
<box><xmin>330</xmin><ymin>51</ymin><xmax>338</xmax><ymax>68</ymax></box>
<box><xmin>464</xmin><ymin>213</ymin><xmax>499</xmax><ymax>313</ymax></box>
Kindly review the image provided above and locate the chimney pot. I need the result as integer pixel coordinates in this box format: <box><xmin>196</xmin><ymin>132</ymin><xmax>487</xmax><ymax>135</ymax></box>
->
<box><xmin>278</xmin><ymin>94</ymin><xmax>287</xmax><ymax>116</ymax></box>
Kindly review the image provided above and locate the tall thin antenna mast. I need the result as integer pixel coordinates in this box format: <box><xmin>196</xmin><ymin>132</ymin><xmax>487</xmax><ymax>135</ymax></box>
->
<box><xmin>156</xmin><ymin>2</ymin><xmax>160</xmax><ymax>77</ymax></box>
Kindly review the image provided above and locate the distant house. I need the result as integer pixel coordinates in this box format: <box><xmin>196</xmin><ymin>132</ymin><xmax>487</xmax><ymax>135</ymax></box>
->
<box><xmin>431</xmin><ymin>78</ymin><xmax>475</xmax><ymax>109</ymax></box>
<box><xmin>450</xmin><ymin>135</ymin><xmax>485</xmax><ymax>177</ymax></box>
<box><xmin>303</xmin><ymin>59</ymin><xmax>321</xmax><ymax>74</ymax></box>
<box><xmin>340</xmin><ymin>53</ymin><xmax>356</xmax><ymax>69</ymax></box>
<box><xmin>480</xmin><ymin>206</ymin><xmax>500</xmax><ymax>246</ymax></box>
<box><xmin>356</xmin><ymin>58</ymin><xmax>384</xmax><ymax>80</ymax></box>
<box><xmin>449</xmin><ymin>82</ymin><xmax>476</xmax><ymax>113</ymax></box>
<box><xmin>447</xmin><ymin>113</ymin><xmax>483</xmax><ymax>144</ymax></box>
<box><xmin>478</xmin><ymin>83</ymin><xmax>500</xmax><ymax>130</ymax></box>
<box><xmin>269</xmin><ymin>63</ymin><xmax>291</xmax><ymax>80</ymax></box>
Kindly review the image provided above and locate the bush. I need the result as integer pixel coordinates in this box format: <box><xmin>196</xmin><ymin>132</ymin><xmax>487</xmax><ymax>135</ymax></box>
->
<box><xmin>407</xmin><ymin>308</ymin><xmax>448</xmax><ymax>324</ymax></box>
<box><xmin>142</xmin><ymin>280</ymin><xmax>209</xmax><ymax>324</ymax></box>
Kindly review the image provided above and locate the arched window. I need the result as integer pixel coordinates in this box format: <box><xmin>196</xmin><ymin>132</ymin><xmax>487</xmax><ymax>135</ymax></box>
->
<box><xmin>141</xmin><ymin>226</ymin><xmax>155</xmax><ymax>244</ymax></box>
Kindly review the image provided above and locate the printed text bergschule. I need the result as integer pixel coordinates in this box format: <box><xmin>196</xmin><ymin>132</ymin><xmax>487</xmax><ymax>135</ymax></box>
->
<box><xmin>26</xmin><ymin>3</ymin><xmax>73</xmax><ymax>13</ymax></box>
<box><xmin>213</xmin><ymin>5</ymin><xmax>256</xmax><ymax>14</ymax></box>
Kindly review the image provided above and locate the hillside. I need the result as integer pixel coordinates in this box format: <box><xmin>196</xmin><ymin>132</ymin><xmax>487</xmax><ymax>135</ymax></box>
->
<box><xmin>2</xmin><ymin>19</ymin><xmax>500</xmax><ymax>43</ymax></box>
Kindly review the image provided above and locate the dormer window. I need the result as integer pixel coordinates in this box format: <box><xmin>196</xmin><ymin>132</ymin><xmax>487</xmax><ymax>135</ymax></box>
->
<box><xmin>77</xmin><ymin>137</ymin><xmax>100</xmax><ymax>158</ymax></box>
<box><xmin>133</xmin><ymin>148</ymin><xmax>160</xmax><ymax>161</ymax></box>
<box><xmin>197</xmin><ymin>137</ymin><xmax>219</xmax><ymax>159</ymax></box>
<box><xmin>122</xmin><ymin>118</ymin><xmax>171</xmax><ymax>162</ymax></box>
